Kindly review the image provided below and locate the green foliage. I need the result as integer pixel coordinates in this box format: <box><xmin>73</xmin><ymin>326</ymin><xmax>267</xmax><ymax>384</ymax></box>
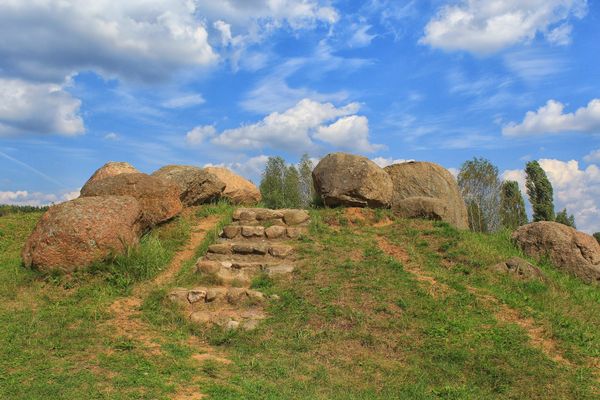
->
<box><xmin>298</xmin><ymin>153</ymin><xmax>316</xmax><ymax>208</ymax></box>
<box><xmin>555</xmin><ymin>208</ymin><xmax>576</xmax><ymax>228</ymax></box>
<box><xmin>458</xmin><ymin>157</ymin><xmax>501</xmax><ymax>233</ymax></box>
<box><xmin>0</xmin><ymin>204</ymin><xmax>49</xmax><ymax>217</ymax></box>
<box><xmin>525</xmin><ymin>160</ymin><xmax>555</xmax><ymax>222</ymax></box>
<box><xmin>500</xmin><ymin>180</ymin><xmax>528</xmax><ymax>230</ymax></box>
<box><xmin>593</xmin><ymin>232</ymin><xmax>600</xmax><ymax>244</ymax></box>
<box><xmin>259</xmin><ymin>155</ymin><xmax>308</xmax><ymax>209</ymax></box>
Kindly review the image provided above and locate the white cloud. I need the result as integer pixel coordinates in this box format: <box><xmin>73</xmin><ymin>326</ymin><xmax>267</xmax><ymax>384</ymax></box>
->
<box><xmin>584</xmin><ymin>149</ymin><xmax>600</xmax><ymax>163</ymax></box>
<box><xmin>348</xmin><ymin>24</ymin><xmax>376</xmax><ymax>47</ymax></box>
<box><xmin>502</xmin><ymin>160</ymin><xmax>600</xmax><ymax>234</ymax></box>
<box><xmin>421</xmin><ymin>0</ymin><xmax>587</xmax><ymax>54</ymax></box>
<box><xmin>539</xmin><ymin>159</ymin><xmax>600</xmax><ymax>234</ymax></box>
<box><xmin>371</xmin><ymin>157</ymin><xmax>412</xmax><ymax>168</ymax></box>
<box><xmin>104</xmin><ymin>132</ymin><xmax>119</xmax><ymax>140</ymax></box>
<box><xmin>0</xmin><ymin>78</ymin><xmax>84</xmax><ymax>136</ymax></box>
<box><xmin>0</xmin><ymin>189</ymin><xmax>80</xmax><ymax>206</ymax></box>
<box><xmin>503</xmin><ymin>99</ymin><xmax>600</xmax><ymax>136</ymax></box>
<box><xmin>186</xmin><ymin>125</ymin><xmax>216</xmax><ymax>145</ymax></box>
<box><xmin>162</xmin><ymin>94</ymin><xmax>205</xmax><ymax>109</ymax></box>
<box><xmin>211</xmin><ymin>99</ymin><xmax>381</xmax><ymax>154</ymax></box>
<box><xmin>0</xmin><ymin>1</ymin><xmax>217</xmax><ymax>84</ymax></box>
<box><xmin>546</xmin><ymin>22</ymin><xmax>573</xmax><ymax>45</ymax></box>
<box><xmin>205</xmin><ymin>155</ymin><xmax>270</xmax><ymax>183</ymax></box>
<box><xmin>315</xmin><ymin>116</ymin><xmax>383</xmax><ymax>153</ymax></box>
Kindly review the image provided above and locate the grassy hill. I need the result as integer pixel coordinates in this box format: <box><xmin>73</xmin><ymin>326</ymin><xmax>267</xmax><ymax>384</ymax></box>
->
<box><xmin>0</xmin><ymin>206</ymin><xmax>598</xmax><ymax>399</ymax></box>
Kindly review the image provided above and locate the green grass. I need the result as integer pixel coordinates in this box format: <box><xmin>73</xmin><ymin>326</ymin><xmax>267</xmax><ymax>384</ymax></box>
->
<box><xmin>1</xmin><ymin>207</ymin><xmax>599</xmax><ymax>399</ymax></box>
<box><xmin>0</xmin><ymin>206</ymin><xmax>228</xmax><ymax>399</ymax></box>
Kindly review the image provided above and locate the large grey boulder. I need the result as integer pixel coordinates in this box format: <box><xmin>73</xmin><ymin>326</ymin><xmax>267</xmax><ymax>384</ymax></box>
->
<box><xmin>312</xmin><ymin>153</ymin><xmax>393</xmax><ymax>208</ymax></box>
<box><xmin>152</xmin><ymin>165</ymin><xmax>225</xmax><ymax>207</ymax></box>
<box><xmin>385</xmin><ymin>161</ymin><xmax>468</xmax><ymax>229</ymax></box>
<box><xmin>512</xmin><ymin>221</ymin><xmax>600</xmax><ymax>284</ymax></box>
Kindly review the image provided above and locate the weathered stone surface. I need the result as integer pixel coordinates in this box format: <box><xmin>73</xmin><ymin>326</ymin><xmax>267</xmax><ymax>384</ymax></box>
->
<box><xmin>286</xmin><ymin>227</ymin><xmax>304</xmax><ymax>239</ymax></box>
<box><xmin>208</xmin><ymin>244</ymin><xmax>231</xmax><ymax>255</ymax></box>
<box><xmin>196</xmin><ymin>260</ymin><xmax>222</xmax><ymax>274</ymax></box>
<box><xmin>81</xmin><ymin>161</ymin><xmax>139</xmax><ymax>192</ymax></box>
<box><xmin>222</xmin><ymin>225</ymin><xmax>240</xmax><ymax>239</ymax></box>
<box><xmin>80</xmin><ymin>172</ymin><xmax>182</xmax><ymax>229</ymax></box>
<box><xmin>490</xmin><ymin>257</ymin><xmax>546</xmax><ymax>281</ymax></box>
<box><xmin>282</xmin><ymin>209</ymin><xmax>310</xmax><ymax>225</ymax></box>
<box><xmin>393</xmin><ymin>197</ymin><xmax>451</xmax><ymax>224</ymax></box>
<box><xmin>265</xmin><ymin>225</ymin><xmax>286</xmax><ymax>239</ymax></box>
<box><xmin>312</xmin><ymin>153</ymin><xmax>393</xmax><ymax>208</ymax></box>
<box><xmin>241</xmin><ymin>226</ymin><xmax>265</xmax><ymax>238</ymax></box>
<box><xmin>152</xmin><ymin>165</ymin><xmax>225</xmax><ymax>207</ymax></box>
<box><xmin>269</xmin><ymin>244</ymin><xmax>294</xmax><ymax>258</ymax></box>
<box><xmin>22</xmin><ymin>196</ymin><xmax>142</xmax><ymax>273</ymax></box>
<box><xmin>384</xmin><ymin>161</ymin><xmax>468</xmax><ymax>229</ymax></box>
<box><xmin>512</xmin><ymin>221</ymin><xmax>600</xmax><ymax>284</ymax></box>
<box><xmin>204</xmin><ymin>167</ymin><xmax>261</xmax><ymax>205</ymax></box>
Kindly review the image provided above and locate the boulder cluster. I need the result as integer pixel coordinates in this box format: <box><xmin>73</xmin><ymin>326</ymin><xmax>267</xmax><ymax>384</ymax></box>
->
<box><xmin>312</xmin><ymin>152</ymin><xmax>469</xmax><ymax>229</ymax></box>
<box><xmin>22</xmin><ymin>162</ymin><xmax>261</xmax><ymax>273</ymax></box>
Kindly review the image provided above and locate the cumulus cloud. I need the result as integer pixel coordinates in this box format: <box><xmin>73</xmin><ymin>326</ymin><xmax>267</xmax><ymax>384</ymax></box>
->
<box><xmin>186</xmin><ymin>125</ymin><xmax>217</xmax><ymax>145</ymax></box>
<box><xmin>503</xmin><ymin>99</ymin><xmax>600</xmax><ymax>136</ymax></box>
<box><xmin>502</xmin><ymin>159</ymin><xmax>600</xmax><ymax>234</ymax></box>
<box><xmin>0</xmin><ymin>189</ymin><xmax>80</xmax><ymax>206</ymax></box>
<box><xmin>210</xmin><ymin>99</ymin><xmax>381</xmax><ymax>154</ymax></box>
<box><xmin>0</xmin><ymin>0</ymin><xmax>217</xmax><ymax>84</ymax></box>
<box><xmin>421</xmin><ymin>0</ymin><xmax>587</xmax><ymax>54</ymax></box>
<box><xmin>0</xmin><ymin>78</ymin><xmax>84</xmax><ymax>136</ymax></box>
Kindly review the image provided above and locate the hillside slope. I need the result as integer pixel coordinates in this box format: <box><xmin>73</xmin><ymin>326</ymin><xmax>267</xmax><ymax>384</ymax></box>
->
<box><xmin>0</xmin><ymin>207</ymin><xmax>599</xmax><ymax>399</ymax></box>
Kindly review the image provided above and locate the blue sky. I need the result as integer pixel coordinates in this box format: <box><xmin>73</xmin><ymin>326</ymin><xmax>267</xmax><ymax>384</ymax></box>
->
<box><xmin>1</xmin><ymin>0</ymin><xmax>599</xmax><ymax>232</ymax></box>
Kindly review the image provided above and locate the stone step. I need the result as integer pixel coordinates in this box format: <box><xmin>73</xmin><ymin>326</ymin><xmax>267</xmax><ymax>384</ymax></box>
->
<box><xmin>168</xmin><ymin>286</ymin><xmax>268</xmax><ymax>308</ymax></box>
<box><xmin>221</xmin><ymin>224</ymin><xmax>307</xmax><ymax>240</ymax></box>
<box><xmin>207</xmin><ymin>242</ymin><xmax>295</xmax><ymax>258</ymax></box>
<box><xmin>196</xmin><ymin>260</ymin><xmax>296</xmax><ymax>285</ymax></box>
<box><xmin>232</xmin><ymin>208</ymin><xmax>310</xmax><ymax>227</ymax></box>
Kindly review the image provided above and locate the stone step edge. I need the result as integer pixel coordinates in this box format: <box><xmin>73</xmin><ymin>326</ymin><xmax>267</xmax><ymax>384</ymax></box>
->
<box><xmin>222</xmin><ymin>225</ymin><xmax>307</xmax><ymax>240</ymax></box>
<box><xmin>208</xmin><ymin>243</ymin><xmax>295</xmax><ymax>258</ymax></box>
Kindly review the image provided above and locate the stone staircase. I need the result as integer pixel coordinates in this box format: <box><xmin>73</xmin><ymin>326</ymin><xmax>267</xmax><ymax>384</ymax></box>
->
<box><xmin>167</xmin><ymin>208</ymin><xmax>310</xmax><ymax>330</ymax></box>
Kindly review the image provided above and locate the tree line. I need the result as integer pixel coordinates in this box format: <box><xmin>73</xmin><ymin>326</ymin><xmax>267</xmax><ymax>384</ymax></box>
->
<box><xmin>457</xmin><ymin>158</ymin><xmax>576</xmax><ymax>233</ymax></box>
<box><xmin>257</xmin><ymin>155</ymin><xmax>598</xmax><ymax>240</ymax></box>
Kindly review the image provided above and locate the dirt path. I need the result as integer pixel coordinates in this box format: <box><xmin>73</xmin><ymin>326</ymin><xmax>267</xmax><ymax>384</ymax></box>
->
<box><xmin>106</xmin><ymin>214</ymin><xmax>225</xmax><ymax>399</ymax></box>
<box><xmin>377</xmin><ymin>236</ymin><xmax>573</xmax><ymax>367</ymax></box>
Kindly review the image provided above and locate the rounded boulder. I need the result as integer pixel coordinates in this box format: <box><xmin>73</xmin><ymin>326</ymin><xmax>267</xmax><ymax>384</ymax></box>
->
<box><xmin>385</xmin><ymin>161</ymin><xmax>468</xmax><ymax>229</ymax></box>
<box><xmin>312</xmin><ymin>153</ymin><xmax>393</xmax><ymax>208</ymax></box>
<box><xmin>80</xmin><ymin>172</ymin><xmax>182</xmax><ymax>228</ymax></box>
<box><xmin>21</xmin><ymin>196</ymin><xmax>143</xmax><ymax>273</ymax></box>
<box><xmin>81</xmin><ymin>161</ymin><xmax>139</xmax><ymax>192</ymax></box>
<box><xmin>512</xmin><ymin>221</ymin><xmax>600</xmax><ymax>284</ymax></box>
<box><xmin>204</xmin><ymin>167</ymin><xmax>261</xmax><ymax>205</ymax></box>
<box><xmin>152</xmin><ymin>165</ymin><xmax>225</xmax><ymax>207</ymax></box>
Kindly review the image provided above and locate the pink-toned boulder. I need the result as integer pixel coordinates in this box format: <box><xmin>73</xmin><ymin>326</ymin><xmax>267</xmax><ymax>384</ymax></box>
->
<box><xmin>512</xmin><ymin>221</ymin><xmax>600</xmax><ymax>284</ymax></box>
<box><xmin>152</xmin><ymin>165</ymin><xmax>225</xmax><ymax>207</ymax></box>
<box><xmin>80</xmin><ymin>173</ymin><xmax>182</xmax><ymax>229</ymax></box>
<box><xmin>204</xmin><ymin>167</ymin><xmax>261</xmax><ymax>205</ymax></box>
<box><xmin>21</xmin><ymin>196</ymin><xmax>143</xmax><ymax>273</ymax></box>
<box><xmin>81</xmin><ymin>161</ymin><xmax>139</xmax><ymax>192</ymax></box>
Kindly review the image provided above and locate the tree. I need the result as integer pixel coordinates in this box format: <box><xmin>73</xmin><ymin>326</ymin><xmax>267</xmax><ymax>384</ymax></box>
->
<box><xmin>593</xmin><ymin>232</ymin><xmax>600</xmax><ymax>244</ymax></box>
<box><xmin>259</xmin><ymin>156</ymin><xmax>303</xmax><ymax>209</ymax></box>
<box><xmin>260</xmin><ymin>156</ymin><xmax>287</xmax><ymax>209</ymax></box>
<box><xmin>283</xmin><ymin>165</ymin><xmax>301</xmax><ymax>209</ymax></box>
<box><xmin>458</xmin><ymin>157</ymin><xmax>502</xmax><ymax>232</ymax></box>
<box><xmin>500</xmin><ymin>180</ymin><xmax>528</xmax><ymax>230</ymax></box>
<box><xmin>555</xmin><ymin>208</ymin><xmax>576</xmax><ymax>228</ymax></box>
<box><xmin>298</xmin><ymin>153</ymin><xmax>315</xmax><ymax>208</ymax></box>
<box><xmin>525</xmin><ymin>160</ymin><xmax>555</xmax><ymax>222</ymax></box>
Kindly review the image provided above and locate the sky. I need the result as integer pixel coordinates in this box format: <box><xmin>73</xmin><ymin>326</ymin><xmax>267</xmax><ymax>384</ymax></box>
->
<box><xmin>0</xmin><ymin>0</ymin><xmax>599</xmax><ymax>233</ymax></box>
